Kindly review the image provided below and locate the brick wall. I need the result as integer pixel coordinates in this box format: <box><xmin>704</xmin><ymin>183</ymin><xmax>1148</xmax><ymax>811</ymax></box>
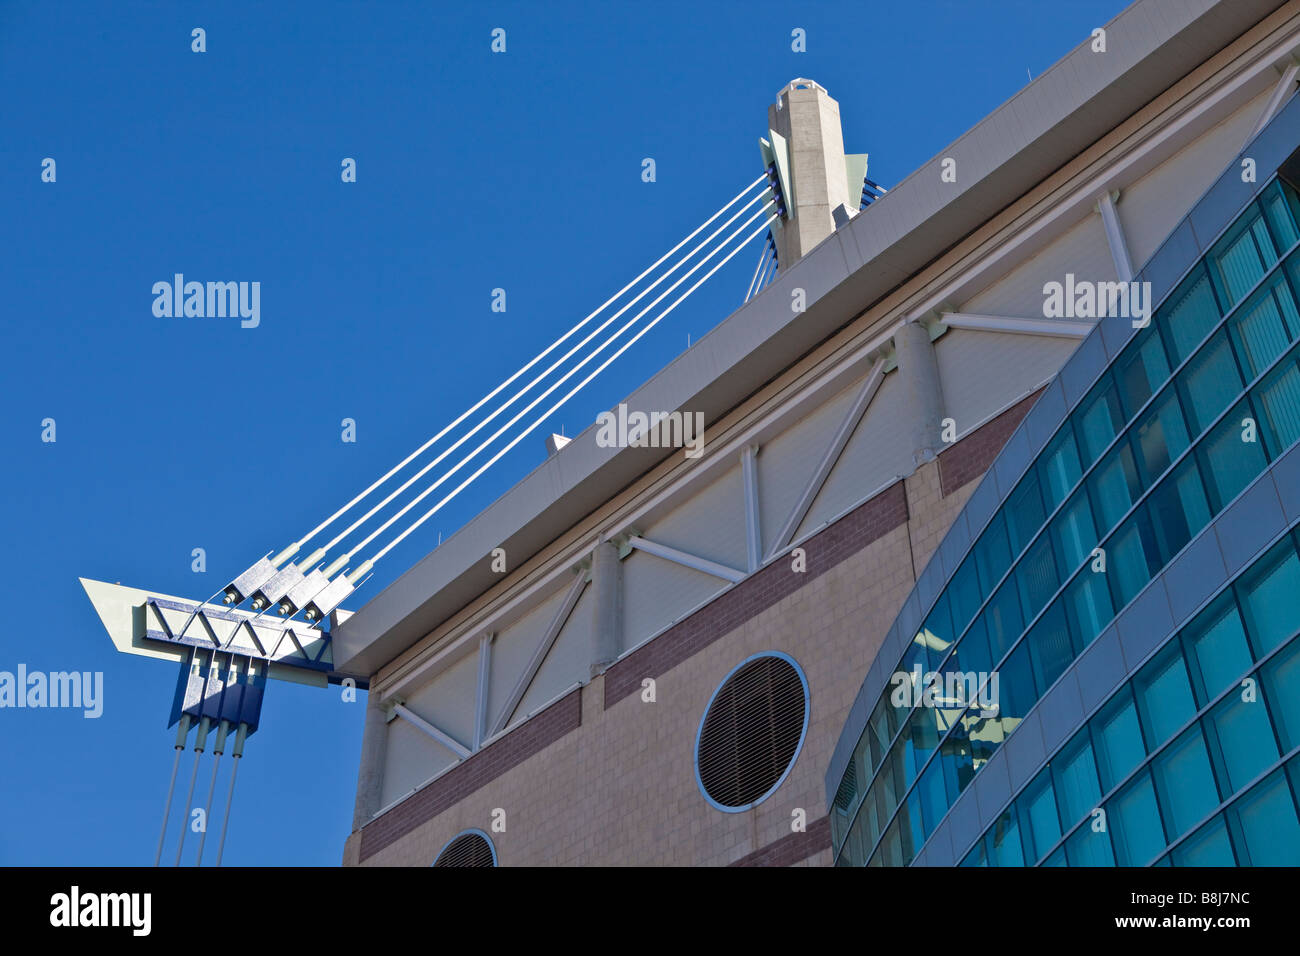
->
<box><xmin>349</xmin><ymin>393</ymin><xmax>1039</xmax><ymax>866</ymax></box>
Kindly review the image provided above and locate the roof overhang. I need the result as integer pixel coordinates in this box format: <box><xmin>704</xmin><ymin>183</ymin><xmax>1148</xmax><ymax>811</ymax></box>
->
<box><xmin>334</xmin><ymin>0</ymin><xmax>1290</xmax><ymax>677</ymax></box>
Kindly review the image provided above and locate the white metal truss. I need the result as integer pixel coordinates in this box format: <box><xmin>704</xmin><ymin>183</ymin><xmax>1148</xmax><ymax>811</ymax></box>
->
<box><xmin>938</xmin><ymin>311</ymin><xmax>1096</xmax><ymax>339</ymax></box>
<box><xmin>767</xmin><ymin>357</ymin><xmax>887</xmax><ymax>559</ymax></box>
<box><xmin>488</xmin><ymin>572</ymin><xmax>589</xmax><ymax>737</ymax></box>
<box><xmin>1096</xmin><ymin>190</ymin><xmax>1135</xmax><ymax>282</ymax></box>
<box><xmin>391</xmin><ymin>702</ymin><xmax>471</xmax><ymax>759</ymax></box>
<box><xmin>625</xmin><ymin>535</ymin><xmax>746</xmax><ymax>583</ymax></box>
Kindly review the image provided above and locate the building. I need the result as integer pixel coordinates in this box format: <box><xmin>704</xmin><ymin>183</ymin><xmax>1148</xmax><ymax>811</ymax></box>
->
<box><xmin>336</xmin><ymin>0</ymin><xmax>1300</xmax><ymax>866</ymax></box>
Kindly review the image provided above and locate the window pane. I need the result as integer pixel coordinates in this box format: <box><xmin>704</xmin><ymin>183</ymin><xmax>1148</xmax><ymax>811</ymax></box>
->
<box><xmin>1229</xmin><ymin>276</ymin><xmax>1296</xmax><ymax>379</ymax></box>
<box><xmin>1209</xmin><ymin>206</ymin><xmax>1274</xmax><ymax>307</ymax></box>
<box><xmin>1130</xmin><ymin>390</ymin><xmax>1190</xmax><ymax>486</ymax></box>
<box><xmin>1262</xmin><ymin>637</ymin><xmax>1300</xmax><ymax>751</ymax></box>
<box><xmin>1039</xmin><ymin>428</ymin><xmax>1083</xmax><ymax>510</ymax></box>
<box><xmin>1066</xmin><ymin>818</ymin><xmax>1115</xmax><ymax>866</ymax></box>
<box><xmin>1197</xmin><ymin>399</ymin><xmax>1268</xmax><ymax>512</ymax></box>
<box><xmin>1019</xmin><ymin>768</ymin><xmax>1061</xmax><ymax>864</ymax></box>
<box><xmin>974</xmin><ymin>512</ymin><xmax>1012</xmax><ymax>595</ymax></box>
<box><xmin>1006</xmin><ymin>472</ymin><xmax>1047</xmax><ymax>556</ymax></box>
<box><xmin>1262</xmin><ymin>181</ymin><xmax>1300</xmax><ymax>250</ymax></box>
<box><xmin>1182</xmin><ymin>594</ymin><xmax>1252</xmax><ymax>704</ymax></box>
<box><xmin>1145</xmin><ymin>459</ymin><xmax>1210</xmax><ymax>564</ymax></box>
<box><xmin>1177</xmin><ymin>332</ymin><xmax>1243</xmax><ymax>435</ymax></box>
<box><xmin>1093</xmin><ymin>690</ymin><xmax>1146</xmax><ymax>791</ymax></box>
<box><xmin>1116</xmin><ymin>329</ymin><xmax>1172</xmax><ymax>419</ymax></box>
<box><xmin>1228</xmin><ymin>771</ymin><xmax>1300</xmax><ymax>866</ymax></box>
<box><xmin>1016</xmin><ymin>536</ymin><xmax>1058</xmax><ymax>625</ymax></box>
<box><xmin>1027</xmin><ymin>602</ymin><xmax>1074</xmax><ymax>692</ymax></box>
<box><xmin>1237</xmin><ymin>538</ymin><xmax>1300</xmax><ymax>656</ymax></box>
<box><xmin>1172</xmin><ymin>815</ymin><xmax>1236</xmax><ymax>866</ymax></box>
<box><xmin>1205</xmin><ymin>692</ymin><xmax>1280</xmax><ymax>795</ymax></box>
<box><xmin>1151</xmin><ymin>727</ymin><xmax>1220</xmax><ymax>840</ymax></box>
<box><xmin>1089</xmin><ymin>443</ymin><xmax>1143</xmax><ymax>532</ymax></box>
<box><xmin>1160</xmin><ymin>264</ymin><xmax>1221</xmax><ymax>365</ymax></box>
<box><xmin>1064</xmin><ymin>566</ymin><xmax>1113</xmax><ymax>649</ymax></box>
<box><xmin>1255</xmin><ymin>357</ymin><xmax>1300</xmax><ymax>457</ymax></box>
<box><xmin>1053</xmin><ymin>731</ymin><xmax>1102</xmax><ymax>826</ymax></box>
<box><xmin>996</xmin><ymin>641</ymin><xmax>1037</xmax><ymax>724</ymax></box>
<box><xmin>1109</xmin><ymin>514</ymin><xmax>1156</xmax><ymax>608</ymax></box>
<box><xmin>987</xmin><ymin>808</ymin><xmax>1025</xmax><ymax>867</ymax></box>
<box><xmin>985</xmin><ymin>585</ymin><xmax>1024</xmax><ymax>664</ymax></box>
<box><xmin>1109</xmin><ymin>770</ymin><xmax>1167</xmax><ymax>866</ymax></box>
<box><xmin>1075</xmin><ymin>376</ymin><xmax>1125</xmax><ymax>464</ymax></box>
<box><xmin>1134</xmin><ymin>643</ymin><xmax>1196</xmax><ymax>746</ymax></box>
<box><xmin>1051</xmin><ymin>489</ymin><xmax>1098</xmax><ymax>573</ymax></box>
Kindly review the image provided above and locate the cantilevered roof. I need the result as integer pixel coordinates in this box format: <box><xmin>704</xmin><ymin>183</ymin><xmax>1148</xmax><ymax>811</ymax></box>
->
<box><xmin>334</xmin><ymin>0</ymin><xmax>1288</xmax><ymax>677</ymax></box>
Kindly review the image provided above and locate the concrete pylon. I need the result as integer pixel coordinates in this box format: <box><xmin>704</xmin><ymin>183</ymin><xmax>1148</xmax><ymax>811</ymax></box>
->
<box><xmin>589</xmin><ymin>538</ymin><xmax>622</xmax><ymax>677</ymax></box>
<box><xmin>894</xmin><ymin>320</ymin><xmax>947</xmax><ymax>467</ymax></box>
<box><xmin>768</xmin><ymin>79</ymin><xmax>853</xmax><ymax>271</ymax></box>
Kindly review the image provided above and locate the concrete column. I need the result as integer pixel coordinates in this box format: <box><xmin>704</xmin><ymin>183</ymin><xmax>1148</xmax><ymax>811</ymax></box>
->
<box><xmin>589</xmin><ymin>539</ymin><xmax>623</xmax><ymax>677</ymax></box>
<box><xmin>351</xmin><ymin>687</ymin><xmax>388</xmax><ymax>830</ymax></box>
<box><xmin>894</xmin><ymin>320</ymin><xmax>947</xmax><ymax>467</ymax></box>
<box><xmin>768</xmin><ymin>80</ymin><xmax>852</xmax><ymax>270</ymax></box>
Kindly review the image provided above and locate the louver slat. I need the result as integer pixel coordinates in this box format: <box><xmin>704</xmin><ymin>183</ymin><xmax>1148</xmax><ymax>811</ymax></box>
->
<box><xmin>697</xmin><ymin>655</ymin><xmax>808</xmax><ymax>809</ymax></box>
<box><xmin>433</xmin><ymin>831</ymin><xmax>495</xmax><ymax>867</ymax></box>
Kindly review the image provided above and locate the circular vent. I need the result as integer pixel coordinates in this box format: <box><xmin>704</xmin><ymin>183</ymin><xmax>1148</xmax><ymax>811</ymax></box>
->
<box><xmin>695</xmin><ymin>652</ymin><xmax>809</xmax><ymax>812</ymax></box>
<box><xmin>433</xmin><ymin>830</ymin><xmax>496</xmax><ymax>867</ymax></box>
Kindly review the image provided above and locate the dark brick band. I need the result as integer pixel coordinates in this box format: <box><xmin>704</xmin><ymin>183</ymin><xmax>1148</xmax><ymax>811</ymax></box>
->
<box><xmin>603</xmin><ymin>480</ymin><xmax>910</xmax><ymax>708</ymax></box>
<box><xmin>938</xmin><ymin>389</ymin><xmax>1042</xmax><ymax>497</ymax></box>
<box><xmin>358</xmin><ymin>687</ymin><xmax>582</xmax><ymax>862</ymax></box>
<box><xmin>729</xmin><ymin>815</ymin><xmax>832</xmax><ymax>867</ymax></box>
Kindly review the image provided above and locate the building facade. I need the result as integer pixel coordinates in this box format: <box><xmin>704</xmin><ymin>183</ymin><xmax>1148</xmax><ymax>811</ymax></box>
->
<box><xmin>337</xmin><ymin>0</ymin><xmax>1300</xmax><ymax>866</ymax></box>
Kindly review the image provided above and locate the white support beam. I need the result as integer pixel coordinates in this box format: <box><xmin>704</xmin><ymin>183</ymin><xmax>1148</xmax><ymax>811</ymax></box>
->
<box><xmin>392</xmin><ymin>703</ymin><xmax>472</xmax><ymax>760</ymax></box>
<box><xmin>741</xmin><ymin>445</ymin><xmax>761</xmax><ymax>572</ymax></box>
<box><xmin>472</xmin><ymin>632</ymin><xmax>493</xmax><ymax>751</ymax></box>
<box><xmin>768</xmin><ymin>357</ymin><xmax>886</xmax><ymax>558</ymax></box>
<box><xmin>490</xmin><ymin>572</ymin><xmax>588</xmax><ymax>736</ymax></box>
<box><xmin>1097</xmin><ymin>190</ymin><xmax>1134</xmax><ymax>282</ymax></box>
<box><xmin>939</xmin><ymin>311</ymin><xmax>1095</xmax><ymax>339</ymax></box>
<box><xmin>625</xmin><ymin>535</ymin><xmax>747</xmax><ymax>583</ymax></box>
<box><xmin>1247</xmin><ymin>58</ymin><xmax>1300</xmax><ymax>144</ymax></box>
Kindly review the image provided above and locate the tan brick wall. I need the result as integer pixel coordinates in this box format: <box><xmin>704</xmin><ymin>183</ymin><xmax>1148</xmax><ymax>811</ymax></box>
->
<box><xmin>349</xmin><ymin>394</ymin><xmax>1039</xmax><ymax>867</ymax></box>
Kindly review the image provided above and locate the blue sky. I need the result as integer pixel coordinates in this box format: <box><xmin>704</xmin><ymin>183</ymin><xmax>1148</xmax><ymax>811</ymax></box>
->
<box><xmin>0</xmin><ymin>0</ymin><xmax>1127</xmax><ymax>865</ymax></box>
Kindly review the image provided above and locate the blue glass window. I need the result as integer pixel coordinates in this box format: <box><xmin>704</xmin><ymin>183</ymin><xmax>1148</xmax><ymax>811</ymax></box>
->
<box><xmin>1088</xmin><ymin>442</ymin><xmax>1142</xmax><ymax>531</ymax></box>
<box><xmin>1134</xmin><ymin>643</ymin><xmax>1196</xmax><ymax>745</ymax></box>
<box><xmin>1053</xmin><ymin>731</ymin><xmax>1102</xmax><ymax>826</ymax></box>
<box><xmin>1197</xmin><ymin>398</ymin><xmax>1267</xmax><ymax>511</ymax></box>
<box><xmin>1204</xmin><ymin>692</ymin><xmax>1279</xmax><ymax>794</ymax></box>
<box><xmin>1151</xmin><ymin>726</ymin><xmax>1220</xmax><ymax>840</ymax></box>
<box><xmin>1160</xmin><ymin>265</ymin><xmax>1221</xmax><ymax>364</ymax></box>
<box><xmin>1262</xmin><ymin>636</ymin><xmax>1300</xmax><ymax>751</ymax></box>
<box><xmin>1074</xmin><ymin>375</ymin><xmax>1125</xmax><ymax>466</ymax></box>
<box><xmin>1176</xmin><ymin>331</ymin><xmax>1242</xmax><ymax>434</ymax></box>
<box><xmin>1093</xmin><ymin>690</ymin><xmax>1146</xmax><ymax>791</ymax></box>
<box><xmin>1109</xmin><ymin>770</ymin><xmax>1166</xmax><ymax>866</ymax></box>
<box><xmin>1237</xmin><ymin>538</ymin><xmax>1300</xmax><ymax>656</ymax></box>
<box><xmin>1019</xmin><ymin>768</ymin><xmax>1061</xmax><ymax>863</ymax></box>
<box><xmin>1065</xmin><ymin>818</ymin><xmax>1114</xmax><ymax>866</ymax></box>
<box><xmin>1182</xmin><ymin>594</ymin><xmax>1252</xmax><ymax>704</ymax></box>
<box><xmin>1227</xmin><ymin>771</ymin><xmax>1300</xmax><ymax>866</ymax></box>
<box><xmin>1228</xmin><ymin>273</ymin><xmax>1296</xmax><ymax>378</ymax></box>
<box><xmin>1172</xmin><ymin>815</ymin><xmax>1236</xmax><ymax>866</ymax></box>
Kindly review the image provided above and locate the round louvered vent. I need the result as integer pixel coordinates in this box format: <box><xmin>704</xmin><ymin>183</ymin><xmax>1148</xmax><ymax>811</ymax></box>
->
<box><xmin>433</xmin><ymin>830</ymin><xmax>496</xmax><ymax>867</ymax></box>
<box><xmin>695</xmin><ymin>652</ymin><xmax>809</xmax><ymax>811</ymax></box>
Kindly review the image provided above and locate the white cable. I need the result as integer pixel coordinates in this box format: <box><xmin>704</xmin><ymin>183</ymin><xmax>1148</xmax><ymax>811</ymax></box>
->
<box><xmin>313</xmin><ymin>186</ymin><xmax>775</xmax><ymax>568</ymax></box>
<box><xmin>344</xmin><ymin>202</ymin><xmax>776</xmax><ymax>569</ymax></box>
<box><xmin>365</xmin><ymin>212</ymin><xmax>777</xmax><ymax>565</ymax></box>
<box><xmin>745</xmin><ymin>242</ymin><xmax>769</xmax><ymax>302</ymax></box>
<box><xmin>271</xmin><ymin>173</ymin><xmax>770</xmax><ymax>563</ymax></box>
